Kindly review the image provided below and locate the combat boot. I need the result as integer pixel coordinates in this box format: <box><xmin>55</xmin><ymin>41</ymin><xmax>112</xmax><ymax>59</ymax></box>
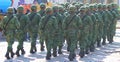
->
<box><xmin>46</xmin><ymin>52</ymin><xmax>51</xmax><ymax>60</ymax></box>
<box><xmin>10</xmin><ymin>50</ymin><xmax>15</xmax><ymax>58</ymax></box>
<box><xmin>97</xmin><ymin>40</ymin><xmax>101</xmax><ymax>47</ymax></box>
<box><xmin>90</xmin><ymin>45</ymin><xmax>95</xmax><ymax>52</ymax></box>
<box><xmin>102</xmin><ymin>38</ymin><xmax>106</xmax><ymax>45</ymax></box>
<box><xmin>58</xmin><ymin>46</ymin><xmax>62</xmax><ymax>54</ymax></box>
<box><xmin>53</xmin><ymin>51</ymin><xmax>57</xmax><ymax>57</ymax></box>
<box><xmin>67</xmin><ymin>46</ymin><xmax>70</xmax><ymax>52</ymax></box>
<box><xmin>21</xmin><ymin>48</ymin><xmax>25</xmax><ymax>55</ymax></box>
<box><xmin>16</xmin><ymin>49</ymin><xmax>20</xmax><ymax>57</ymax></box>
<box><xmin>34</xmin><ymin>46</ymin><xmax>37</xmax><ymax>53</ymax></box>
<box><xmin>79</xmin><ymin>50</ymin><xmax>85</xmax><ymax>58</ymax></box>
<box><xmin>72</xmin><ymin>53</ymin><xmax>76</xmax><ymax>59</ymax></box>
<box><xmin>40</xmin><ymin>42</ymin><xmax>45</xmax><ymax>51</ymax></box>
<box><xmin>68</xmin><ymin>53</ymin><xmax>74</xmax><ymax>61</ymax></box>
<box><xmin>85</xmin><ymin>48</ymin><xmax>89</xmax><ymax>54</ymax></box>
<box><xmin>5</xmin><ymin>51</ymin><xmax>10</xmax><ymax>59</ymax></box>
<box><xmin>30</xmin><ymin>48</ymin><xmax>35</xmax><ymax>54</ymax></box>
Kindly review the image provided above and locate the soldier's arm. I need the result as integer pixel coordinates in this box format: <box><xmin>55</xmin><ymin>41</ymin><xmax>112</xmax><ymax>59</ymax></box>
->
<box><xmin>14</xmin><ymin>16</ymin><xmax>20</xmax><ymax>29</ymax></box>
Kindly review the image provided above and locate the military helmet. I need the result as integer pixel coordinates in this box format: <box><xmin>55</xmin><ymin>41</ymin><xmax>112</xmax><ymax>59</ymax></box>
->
<box><xmin>7</xmin><ymin>7</ymin><xmax>14</xmax><ymax>13</ymax></box>
<box><xmin>52</xmin><ymin>6</ymin><xmax>59</xmax><ymax>11</ymax></box>
<box><xmin>31</xmin><ymin>5</ymin><xmax>37</xmax><ymax>11</ymax></box>
<box><xmin>69</xmin><ymin>6</ymin><xmax>76</xmax><ymax>12</ymax></box>
<box><xmin>46</xmin><ymin>7</ymin><xmax>53</xmax><ymax>13</ymax></box>
<box><xmin>103</xmin><ymin>4</ymin><xmax>106</xmax><ymax>8</ymax></box>
<box><xmin>79</xmin><ymin>6</ymin><xmax>86</xmax><ymax>11</ymax></box>
<box><xmin>40</xmin><ymin>3</ymin><xmax>46</xmax><ymax>8</ymax></box>
<box><xmin>59</xmin><ymin>6</ymin><xmax>64</xmax><ymax>11</ymax></box>
<box><xmin>98</xmin><ymin>4</ymin><xmax>102</xmax><ymax>8</ymax></box>
<box><xmin>89</xmin><ymin>5</ymin><xmax>94</xmax><ymax>9</ymax></box>
<box><xmin>17</xmin><ymin>6</ymin><xmax>24</xmax><ymax>11</ymax></box>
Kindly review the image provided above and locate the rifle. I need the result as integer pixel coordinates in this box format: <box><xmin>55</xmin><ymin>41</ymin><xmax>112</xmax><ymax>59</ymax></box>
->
<box><xmin>2</xmin><ymin>15</ymin><xmax>13</xmax><ymax>35</ymax></box>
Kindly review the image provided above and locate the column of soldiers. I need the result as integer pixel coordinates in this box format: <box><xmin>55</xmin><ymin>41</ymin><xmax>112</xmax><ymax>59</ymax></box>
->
<box><xmin>0</xmin><ymin>2</ymin><xmax>119</xmax><ymax>61</ymax></box>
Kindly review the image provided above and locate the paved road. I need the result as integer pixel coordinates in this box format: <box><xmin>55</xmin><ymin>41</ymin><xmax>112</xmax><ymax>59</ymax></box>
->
<box><xmin>0</xmin><ymin>29</ymin><xmax>120</xmax><ymax>62</ymax></box>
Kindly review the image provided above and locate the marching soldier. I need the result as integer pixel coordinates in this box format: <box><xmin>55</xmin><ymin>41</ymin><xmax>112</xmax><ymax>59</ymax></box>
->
<box><xmin>27</xmin><ymin>5</ymin><xmax>41</xmax><ymax>54</ymax></box>
<box><xmin>0</xmin><ymin>7</ymin><xmax>20</xmax><ymax>59</ymax></box>
<box><xmin>15</xmin><ymin>6</ymin><xmax>29</xmax><ymax>57</ymax></box>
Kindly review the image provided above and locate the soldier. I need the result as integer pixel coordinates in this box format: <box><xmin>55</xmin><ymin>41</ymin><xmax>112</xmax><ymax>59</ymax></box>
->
<box><xmin>38</xmin><ymin>3</ymin><xmax>46</xmax><ymax>51</ymax></box>
<box><xmin>107</xmin><ymin>4</ymin><xmax>118</xmax><ymax>43</ymax></box>
<box><xmin>101</xmin><ymin>5</ymin><xmax>109</xmax><ymax>45</ymax></box>
<box><xmin>96</xmin><ymin>4</ymin><xmax>104</xmax><ymax>47</ymax></box>
<box><xmin>0</xmin><ymin>7</ymin><xmax>20</xmax><ymax>59</ymax></box>
<box><xmin>52</xmin><ymin>6</ymin><xmax>64</xmax><ymax>55</ymax></box>
<box><xmin>89</xmin><ymin>5</ymin><xmax>97</xmax><ymax>52</ymax></box>
<box><xmin>27</xmin><ymin>5</ymin><xmax>41</xmax><ymax>54</ymax></box>
<box><xmin>39</xmin><ymin>8</ymin><xmax>58</xmax><ymax>60</ymax></box>
<box><xmin>63</xmin><ymin>6</ymin><xmax>82</xmax><ymax>61</ymax></box>
<box><xmin>15</xmin><ymin>6</ymin><xmax>29</xmax><ymax>57</ymax></box>
<box><xmin>78</xmin><ymin>6</ymin><xmax>86</xmax><ymax>58</ymax></box>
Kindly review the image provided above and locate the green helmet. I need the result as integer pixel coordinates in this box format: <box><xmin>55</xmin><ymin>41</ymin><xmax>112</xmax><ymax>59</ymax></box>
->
<box><xmin>107</xmin><ymin>4</ymin><xmax>111</xmax><ymax>8</ymax></box>
<box><xmin>75</xmin><ymin>4</ymin><xmax>80</xmax><ymax>9</ymax></box>
<box><xmin>69</xmin><ymin>6</ymin><xmax>76</xmax><ymax>12</ymax></box>
<box><xmin>103</xmin><ymin>4</ymin><xmax>107</xmax><ymax>9</ymax></box>
<box><xmin>46</xmin><ymin>7</ymin><xmax>52</xmax><ymax>13</ymax></box>
<box><xmin>52</xmin><ymin>6</ymin><xmax>59</xmax><ymax>11</ymax></box>
<box><xmin>31</xmin><ymin>5</ymin><xmax>37</xmax><ymax>11</ymax></box>
<box><xmin>98</xmin><ymin>4</ymin><xmax>102</xmax><ymax>8</ymax></box>
<box><xmin>59</xmin><ymin>6</ymin><xmax>64</xmax><ymax>11</ymax></box>
<box><xmin>89</xmin><ymin>5</ymin><xmax>94</xmax><ymax>10</ymax></box>
<box><xmin>40</xmin><ymin>3</ymin><xmax>46</xmax><ymax>8</ymax></box>
<box><xmin>7</xmin><ymin>7</ymin><xmax>14</xmax><ymax>13</ymax></box>
<box><xmin>79</xmin><ymin>6</ymin><xmax>86</xmax><ymax>11</ymax></box>
<box><xmin>17</xmin><ymin>6</ymin><xmax>24</xmax><ymax>11</ymax></box>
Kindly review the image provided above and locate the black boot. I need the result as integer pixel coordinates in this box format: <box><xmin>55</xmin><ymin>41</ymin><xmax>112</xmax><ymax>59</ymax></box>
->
<box><xmin>53</xmin><ymin>51</ymin><xmax>57</xmax><ymax>57</ymax></box>
<box><xmin>90</xmin><ymin>45</ymin><xmax>95</xmax><ymax>52</ymax></box>
<box><xmin>46</xmin><ymin>52</ymin><xmax>51</xmax><ymax>60</ymax></box>
<box><xmin>85</xmin><ymin>48</ymin><xmax>89</xmax><ymax>54</ymax></box>
<box><xmin>58</xmin><ymin>46</ymin><xmax>62</xmax><ymax>54</ymax></box>
<box><xmin>67</xmin><ymin>46</ymin><xmax>70</xmax><ymax>52</ymax></box>
<box><xmin>68</xmin><ymin>53</ymin><xmax>74</xmax><ymax>61</ymax></box>
<box><xmin>72</xmin><ymin>53</ymin><xmax>76</xmax><ymax>59</ymax></box>
<box><xmin>102</xmin><ymin>38</ymin><xmax>106</xmax><ymax>45</ymax></box>
<box><xmin>5</xmin><ymin>51</ymin><xmax>10</xmax><ymax>59</ymax></box>
<box><xmin>10</xmin><ymin>50</ymin><xmax>15</xmax><ymax>58</ymax></box>
<box><xmin>40</xmin><ymin>42</ymin><xmax>44</xmax><ymax>51</ymax></box>
<box><xmin>97</xmin><ymin>40</ymin><xmax>101</xmax><ymax>47</ymax></box>
<box><xmin>21</xmin><ymin>48</ymin><xmax>25</xmax><ymax>55</ymax></box>
<box><xmin>16</xmin><ymin>49</ymin><xmax>20</xmax><ymax>57</ymax></box>
<box><xmin>30</xmin><ymin>48</ymin><xmax>35</xmax><ymax>54</ymax></box>
<box><xmin>79</xmin><ymin>50</ymin><xmax>85</xmax><ymax>58</ymax></box>
<box><xmin>34</xmin><ymin>46</ymin><xmax>37</xmax><ymax>53</ymax></box>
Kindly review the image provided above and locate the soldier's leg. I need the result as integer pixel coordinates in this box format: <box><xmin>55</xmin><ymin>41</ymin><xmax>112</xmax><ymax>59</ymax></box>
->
<box><xmin>45</xmin><ymin>38</ymin><xmax>52</xmax><ymax>60</ymax></box>
<box><xmin>68</xmin><ymin>35</ymin><xmax>76</xmax><ymax>61</ymax></box>
<box><xmin>5</xmin><ymin>34</ymin><xmax>15</xmax><ymax>59</ymax></box>
<box><xmin>53</xmin><ymin>39</ymin><xmax>58</xmax><ymax>57</ymax></box>
<box><xmin>79</xmin><ymin>39</ymin><xmax>85</xmax><ymax>58</ymax></box>
<box><xmin>58</xmin><ymin>36</ymin><xmax>64</xmax><ymax>54</ymax></box>
<box><xmin>16</xmin><ymin>33</ymin><xmax>25</xmax><ymax>56</ymax></box>
<box><xmin>30</xmin><ymin>33</ymin><xmax>37</xmax><ymax>54</ymax></box>
<box><xmin>39</xmin><ymin>36</ymin><xmax>45</xmax><ymax>51</ymax></box>
<box><xmin>66</xmin><ymin>36</ymin><xmax>70</xmax><ymax>52</ymax></box>
<box><xmin>102</xmin><ymin>27</ymin><xmax>107</xmax><ymax>45</ymax></box>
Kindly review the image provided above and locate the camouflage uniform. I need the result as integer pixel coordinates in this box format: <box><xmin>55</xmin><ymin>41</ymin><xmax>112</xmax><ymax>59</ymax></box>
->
<box><xmin>52</xmin><ymin>6</ymin><xmax>64</xmax><ymax>55</ymax></box>
<box><xmin>63</xmin><ymin>6</ymin><xmax>82</xmax><ymax>61</ymax></box>
<box><xmin>15</xmin><ymin>6</ymin><xmax>29</xmax><ymax>57</ymax></box>
<box><xmin>0</xmin><ymin>7</ymin><xmax>20</xmax><ymax>59</ymax></box>
<box><xmin>39</xmin><ymin>8</ymin><xmax>58</xmax><ymax>60</ymax></box>
<box><xmin>27</xmin><ymin>5</ymin><xmax>41</xmax><ymax>54</ymax></box>
<box><xmin>38</xmin><ymin>3</ymin><xmax>46</xmax><ymax>51</ymax></box>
